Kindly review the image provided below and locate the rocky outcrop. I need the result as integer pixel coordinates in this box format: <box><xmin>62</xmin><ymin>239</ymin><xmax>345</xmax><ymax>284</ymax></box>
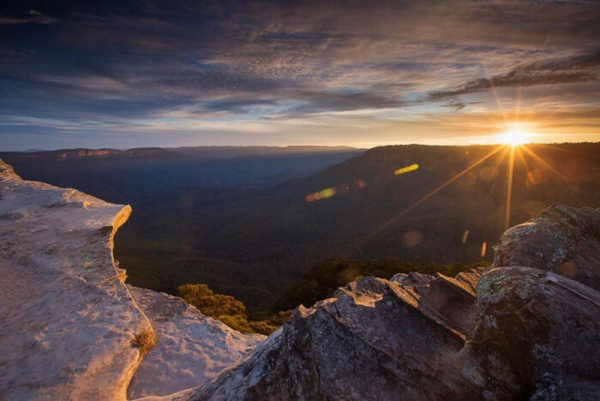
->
<box><xmin>471</xmin><ymin>266</ymin><xmax>600</xmax><ymax>399</ymax></box>
<box><xmin>127</xmin><ymin>286</ymin><xmax>264</xmax><ymax>399</ymax></box>
<box><xmin>1</xmin><ymin>158</ymin><xmax>599</xmax><ymax>401</ymax></box>
<box><xmin>178</xmin><ymin>275</ymin><xmax>483</xmax><ymax>401</ymax></box>
<box><xmin>0</xmin><ymin>159</ymin><xmax>263</xmax><ymax>400</ymax></box>
<box><xmin>0</xmin><ymin>159</ymin><xmax>150</xmax><ymax>400</ymax></box>
<box><xmin>493</xmin><ymin>203</ymin><xmax>600</xmax><ymax>291</ymax></box>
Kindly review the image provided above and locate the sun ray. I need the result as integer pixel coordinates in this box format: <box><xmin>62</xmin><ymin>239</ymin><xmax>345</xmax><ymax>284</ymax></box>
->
<box><xmin>516</xmin><ymin>146</ymin><xmax>532</xmax><ymax>173</ymax></box>
<box><xmin>505</xmin><ymin>145</ymin><xmax>516</xmax><ymax>231</ymax></box>
<box><xmin>521</xmin><ymin>145</ymin><xmax>567</xmax><ymax>181</ymax></box>
<box><xmin>489</xmin><ymin>80</ymin><xmax>509</xmax><ymax>124</ymax></box>
<box><xmin>365</xmin><ymin>145</ymin><xmax>506</xmax><ymax>241</ymax></box>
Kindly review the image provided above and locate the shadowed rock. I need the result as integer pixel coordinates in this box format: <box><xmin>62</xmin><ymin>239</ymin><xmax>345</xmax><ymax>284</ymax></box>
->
<box><xmin>493</xmin><ymin>204</ymin><xmax>600</xmax><ymax>291</ymax></box>
<box><xmin>174</xmin><ymin>276</ymin><xmax>483</xmax><ymax>401</ymax></box>
<box><xmin>471</xmin><ymin>266</ymin><xmax>600</xmax><ymax>399</ymax></box>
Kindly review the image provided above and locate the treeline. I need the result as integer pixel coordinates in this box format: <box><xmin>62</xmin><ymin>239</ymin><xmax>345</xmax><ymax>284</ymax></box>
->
<box><xmin>179</xmin><ymin>257</ymin><xmax>489</xmax><ymax>334</ymax></box>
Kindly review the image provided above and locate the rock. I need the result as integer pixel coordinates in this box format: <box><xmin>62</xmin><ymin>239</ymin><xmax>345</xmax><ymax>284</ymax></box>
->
<box><xmin>0</xmin><ymin>159</ymin><xmax>152</xmax><ymax>400</ymax></box>
<box><xmin>471</xmin><ymin>266</ymin><xmax>600</xmax><ymax>399</ymax></box>
<box><xmin>391</xmin><ymin>269</ymin><xmax>483</xmax><ymax>339</ymax></box>
<box><xmin>0</xmin><ymin>159</ymin><xmax>265</xmax><ymax>400</ymax></box>
<box><xmin>176</xmin><ymin>276</ymin><xmax>483</xmax><ymax>401</ymax></box>
<box><xmin>127</xmin><ymin>286</ymin><xmax>264</xmax><ymax>399</ymax></box>
<box><xmin>493</xmin><ymin>204</ymin><xmax>600</xmax><ymax>291</ymax></box>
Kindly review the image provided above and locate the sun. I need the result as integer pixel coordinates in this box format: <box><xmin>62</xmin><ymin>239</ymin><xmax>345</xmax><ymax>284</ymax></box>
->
<box><xmin>498</xmin><ymin>128</ymin><xmax>530</xmax><ymax>146</ymax></box>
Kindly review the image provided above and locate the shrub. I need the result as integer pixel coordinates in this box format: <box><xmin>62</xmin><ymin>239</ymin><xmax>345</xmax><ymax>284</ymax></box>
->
<box><xmin>178</xmin><ymin>283</ymin><xmax>285</xmax><ymax>335</ymax></box>
<box><xmin>132</xmin><ymin>328</ymin><xmax>156</xmax><ymax>356</ymax></box>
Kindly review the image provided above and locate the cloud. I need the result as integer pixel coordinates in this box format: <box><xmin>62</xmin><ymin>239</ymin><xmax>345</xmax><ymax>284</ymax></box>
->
<box><xmin>428</xmin><ymin>49</ymin><xmax>600</xmax><ymax>102</ymax></box>
<box><xmin>1</xmin><ymin>0</ymin><xmax>600</xmax><ymax>149</ymax></box>
<box><xmin>0</xmin><ymin>10</ymin><xmax>57</xmax><ymax>25</ymax></box>
<box><xmin>0</xmin><ymin>16</ymin><xmax>29</xmax><ymax>25</ymax></box>
<box><xmin>27</xmin><ymin>10</ymin><xmax>58</xmax><ymax>25</ymax></box>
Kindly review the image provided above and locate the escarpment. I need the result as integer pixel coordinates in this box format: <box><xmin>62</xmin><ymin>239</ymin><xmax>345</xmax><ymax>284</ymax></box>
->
<box><xmin>0</xmin><ymin>159</ymin><xmax>149</xmax><ymax>400</ymax></box>
<box><xmin>0</xmin><ymin>160</ymin><xmax>263</xmax><ymax>400</ymax></box>
<box><xmin>1</xmin><ymin>158</ymin><xmax>599</xmax><ymax>400</ymax></box>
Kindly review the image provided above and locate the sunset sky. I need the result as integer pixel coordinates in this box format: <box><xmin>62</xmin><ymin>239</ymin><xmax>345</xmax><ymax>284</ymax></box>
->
<box><xmin>1</xmin><ymin>0</ymin><xmax>600</xmax><ymax>150</ymax></box>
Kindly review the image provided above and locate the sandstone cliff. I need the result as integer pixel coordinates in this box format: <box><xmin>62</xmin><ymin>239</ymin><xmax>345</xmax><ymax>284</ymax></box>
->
<box><xmin>0</xmin><ymin>160</ymin><xmax>262</xmax><ymax>400</ymax></box>
<box><xmin>1</xmin><ymin>158</ymin><xmax>599</xmax><ymax>400</ymax></box>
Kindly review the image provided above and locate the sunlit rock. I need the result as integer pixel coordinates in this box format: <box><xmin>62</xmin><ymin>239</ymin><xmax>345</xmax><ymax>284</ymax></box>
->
<box><xmin>127</xmin><ymin>286</ymin><xmax>264</xmax><ymax>399</ymax></box>
<box><xmin>0</xmin><ymin>159</ymin><xmax>151</xmax><ymax>400</ymax></box>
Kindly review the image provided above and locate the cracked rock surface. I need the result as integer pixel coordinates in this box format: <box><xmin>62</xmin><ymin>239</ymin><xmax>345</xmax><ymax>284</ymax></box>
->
<box><xmin>0</xmin><ymin>159</ymin><xmax>151</xmax><ymax>400</ymax></box>
<box><xmin>0</xmin><ymin>160</ymin><xmax>263</xmax><ymax>400</ymax></box>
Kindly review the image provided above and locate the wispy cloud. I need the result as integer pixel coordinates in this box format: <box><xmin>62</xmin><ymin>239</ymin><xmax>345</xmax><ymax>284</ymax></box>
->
<box><xmin>0</xmin><ymin>0</ymin><xmax>599</xmax><ymax>149</ymax></box>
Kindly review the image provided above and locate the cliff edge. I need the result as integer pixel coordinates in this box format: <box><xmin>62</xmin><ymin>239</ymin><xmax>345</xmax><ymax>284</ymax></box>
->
<box><xmin>0</xmin><ymin>159</ymin><xmax>262</xmax><ymax>400</ymax></box>
<box><xmin>0</xmin><ymin>159</ymin><xmax>149</xmax><ymax>400</ymax></box>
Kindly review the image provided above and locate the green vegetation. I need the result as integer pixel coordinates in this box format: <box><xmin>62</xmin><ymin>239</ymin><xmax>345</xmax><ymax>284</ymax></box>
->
<box><xmin>178</xmin><ymin>283</ymin><xmax>291</xmax><ymax>335</ymax></box>
<box><xmin>179</xmin><ymin>258</ymin><xmax>488</xmax><ymax>334</ymax></box>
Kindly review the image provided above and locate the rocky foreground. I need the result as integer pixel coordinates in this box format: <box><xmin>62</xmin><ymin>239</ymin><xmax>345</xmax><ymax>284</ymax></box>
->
<box><xmin>1</xmin><ymin>159</ymin><xmax>599</xmax><ymax>400</ymax></box>
<box><xmin>0</xmin><ymin>160</ymin><xmax>262</xmax><ymax>400</ymax></box>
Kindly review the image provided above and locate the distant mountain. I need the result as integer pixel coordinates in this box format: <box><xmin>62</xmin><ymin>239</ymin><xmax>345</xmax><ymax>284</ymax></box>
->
<box><xmin>171</xmin><ymin>145</ymin><xmax>362</xmax><ymax>159</ymax></box>
<box><xmin>0</xmin><ymin>146</ymin><xmax>364</xmax><ymax>204</ymax></box>
<box><xmin>113</xmin><ymin>143</ymin><xmax>600</xmax><ymax>308</ymax></box>
<box><xmin>4</xmin><ymin>143</ymin><xmax>600</xmax><ymax>310</ymax></box>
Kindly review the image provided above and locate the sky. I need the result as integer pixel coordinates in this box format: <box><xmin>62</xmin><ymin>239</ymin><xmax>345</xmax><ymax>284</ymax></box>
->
<box><xmin>1</xmin><ymin>0</ymin><xmax>600</xmax><ymax>150</ymax></box>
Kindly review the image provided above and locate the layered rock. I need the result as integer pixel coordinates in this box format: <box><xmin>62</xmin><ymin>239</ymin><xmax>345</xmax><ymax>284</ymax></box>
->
<box><xmin>127</xmin><ymin>286</ymin><xmax>264</xmax><ymax>399</ymax></box>
<box><xmin>0</xmin><ymin>159</ymin><xmax>151</xmax><ymax>400</ymax></box>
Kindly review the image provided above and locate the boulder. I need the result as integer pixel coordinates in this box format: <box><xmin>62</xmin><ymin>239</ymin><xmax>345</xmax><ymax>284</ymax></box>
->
<box><xmin>471</xmin><ymin>266</ymin><xmax>600</xmax><ymax>399</ymax></box>
<box><xmin>493</xmin><ymin>204</ymin><xmax>600</xmax><ymax>291</ymax></box>
<box><xmin>179</xmin><ymin>276</ymin><xmax>483</xmax><ymax>401</ymax></box>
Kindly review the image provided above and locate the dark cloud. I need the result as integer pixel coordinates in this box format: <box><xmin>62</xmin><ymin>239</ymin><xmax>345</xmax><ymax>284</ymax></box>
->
<box><xmin>1</xmin><ymin>0</ymin><xmax>599</xmax><ymax>148</ymax></box>
<box><xmin>441</xmin><ymin>101</ymin><xmax>482</xmax><ymax>113</ymax></box>
<box><xmin>0</xmin><ymin>10</ymin><xmax>56</xmax><ymax>25</ymax></box>
<box><xmin>428</xmin><ymin>49</ymin><xmax>600</xmax><ymax>102</ymax></box>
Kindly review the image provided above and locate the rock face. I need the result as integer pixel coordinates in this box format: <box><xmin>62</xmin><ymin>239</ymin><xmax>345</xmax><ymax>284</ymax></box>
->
<box><xmin>127</xmin><ymin>286</ymin><xmax>264</xmax><ymax>399</ymax></box>
<box><xmin>181</xmin><ymin>274</ymin><xmax>484</xmax><ymax>401</ymax></box>
<box><xmin>1</xmin><ymin>158</ymin><xmax>599</xmax><ymax>401</ymax></box>
<box><xmin>0</xmin><ymin>159</ymin><xmax>151</xmax><ymax>400</ymax></box>
<box><xmin>493</xmin><ymin>203</ymin><xmax>600</xmax><ymax>291</ymax></box>
<box><xmin>472</xmin><ymin>266</ymin><xmax>600</xmax><ymax>399</ymax></box>
<box><xmin>0</xmin><ymin>159</ymin><xmax>263</xmax><ymax>400</ymax></box>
